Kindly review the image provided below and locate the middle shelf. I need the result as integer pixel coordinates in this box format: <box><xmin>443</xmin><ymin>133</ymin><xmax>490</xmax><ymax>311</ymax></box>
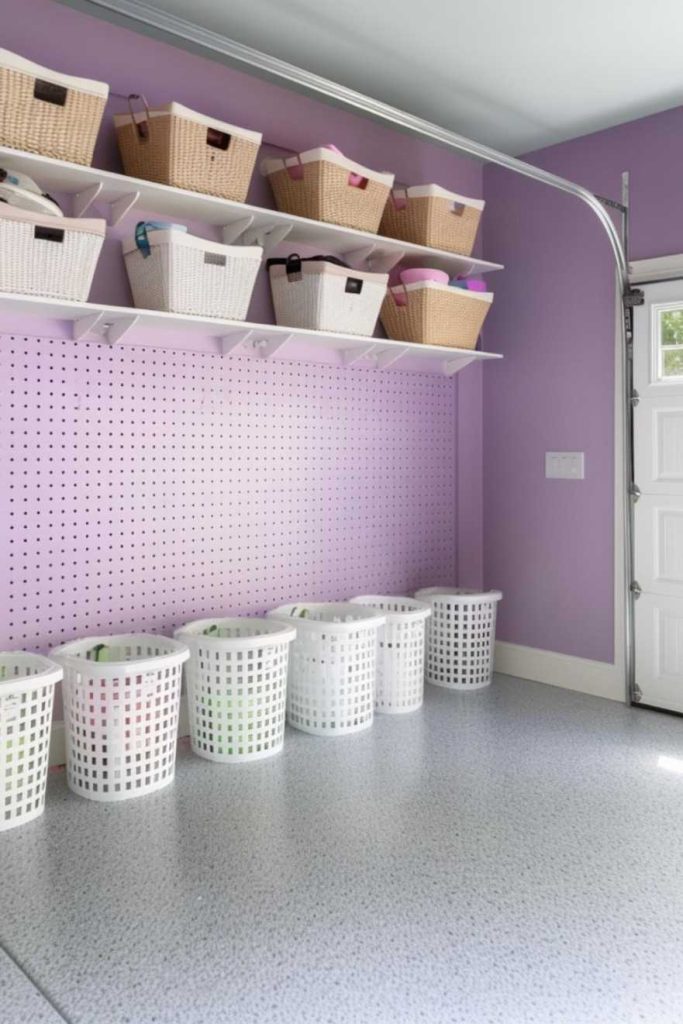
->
<box><xmin>0</xmin><ymin>145</ymin><xmax>503</xmax><ymax>277</ymax></box>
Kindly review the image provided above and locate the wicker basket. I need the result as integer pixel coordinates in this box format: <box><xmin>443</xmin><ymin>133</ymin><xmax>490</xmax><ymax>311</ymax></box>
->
<box><xmin>123</xmin><ymin>225</ymin><xmax>262</xmax><ymax>318</ymax></box>
<box><xmin>115</xmin><ymin>99</ymin><xmax>262</xmax><ymax>202</ymax></box>
<box><xmin>268</xmin><ymin>254</ymin><xmax>388</xmax><ymax>335</ymax></box>
<box><xmin>261</xmin><ymin>147</ymin><xmax>394</xmax><ymax>233</ymax></box>
<box><xmin>380</xmin><ymin>281</ymin><xmax>493</xmax><ymax>349</ymax></box>
<box><xmin>0</xmin><ymin>205</ymin><xmax>105</xmax><ymax>301</ymax></box>
<box><xmin>380</xmin><ymin>184</ymin><xmax>484</xmax><ymax>256</ymax></box>
<box><xmin>0</xmin><ymin>49</ymin><xmax>108</xmax><ymax>166</ymax></box>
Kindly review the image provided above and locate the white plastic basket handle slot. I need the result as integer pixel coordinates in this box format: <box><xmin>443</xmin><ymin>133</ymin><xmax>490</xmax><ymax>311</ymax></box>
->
<box><xmin>127</xmin><ymin>93</ymin><xmax>152</xmax><ymax>141</ymax></box>
<box><xmin>0</xmin><ymin>697</ymin><xmax>20</xmax><ymax>723</ymax></box>
<box><xmin>34</xmin><ymin>224</ymin><xmax>65</xmax><ymax>244</ymax></box>
<box><xmin>345</xmin><ymin>276</ymin><xmax>363</xmax><ymax>295</ymax></box>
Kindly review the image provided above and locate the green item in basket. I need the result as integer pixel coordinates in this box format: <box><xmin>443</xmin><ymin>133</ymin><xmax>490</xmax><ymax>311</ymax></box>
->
<box><xmin>203</xmin><ymin>625</ymin><xmax>220</xmax><ymax>637</ymax></box>
<box><xmin>89</xmin><ymin>643</ymin><xmax>112</xmax><ymax>662</ymax></box>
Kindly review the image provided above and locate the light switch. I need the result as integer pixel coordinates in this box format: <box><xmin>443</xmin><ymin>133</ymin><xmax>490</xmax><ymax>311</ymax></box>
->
<box><xmin>545</xmin><ymin>451</ymin><xmax>585</xmax><ymax>479</ymax></box>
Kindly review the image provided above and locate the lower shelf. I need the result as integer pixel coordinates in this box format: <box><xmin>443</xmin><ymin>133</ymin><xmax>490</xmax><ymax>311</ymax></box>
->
<box><xmin>0</xmin><ymin>292</ymin><xmax>502</xmax><ymax>377</ymax></box>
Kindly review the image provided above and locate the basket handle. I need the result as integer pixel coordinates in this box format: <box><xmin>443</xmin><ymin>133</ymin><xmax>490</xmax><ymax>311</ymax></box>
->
<box><xmin>450</xmin><ymin>201</ymin><xmax>466</xmax><ymax>217</ymax></box>
<box><xmin>127</xmin><ymin>93</ymin><xmax>152</xmax><ymax>141</ymax></box>
<box><xmin>390</xmin><ymin>188</ymin><xmax>408</xmax><ymax>211</ymax></box>
<box><xmin>283</xmin><ymin>153</ymin><xmax>305</xmax><ymax>181</ymax></box>
<box><xmin>206</xmin><ymin>127</ymin><xmax>231</xmax><ymax>151</ymax></box>
<box><xmin>390</xmin><ymin>284</ymin><xmax>409</xmax><ymax>307</ymax></box>
<box><xmin>285</xmin><ymin>253</ymin><xmax>303</xmax><ymax>280</ymax></box>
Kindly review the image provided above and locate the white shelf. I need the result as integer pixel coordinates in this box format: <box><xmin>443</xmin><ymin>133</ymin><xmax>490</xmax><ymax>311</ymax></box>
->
<box><xmin>0</xmin><ymin>292</ymin><xmax>502</xmax><ymax>376</ymax></box>
<box><xmin>0</xmin><ymin>145</ymin><xmax>503</xmax><ymax>277</ymax></box>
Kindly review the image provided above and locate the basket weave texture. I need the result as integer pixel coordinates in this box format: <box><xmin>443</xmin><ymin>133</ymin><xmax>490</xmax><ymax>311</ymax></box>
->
<box><xmin>0</xmin><ymin>65</ymin><xmax>106</xmax><ymax>165</ymax></box>
<box><xmin>117</xmin><ymin>113</ymin><xmax>260</xmax><ymax>201</ymax></box>
<box><xmin>0</xmin><ymin>207</ymin><xmax>105</xmax><ymax>301</ymax></box>
<box><xmin>380</xmin><ymin>193</ymin><xmax>482</xmax><ymax>256</ymax></box>
<box><xmin>266</xmin><ymin>159</ymin><xmax>391</xmax><ymax>232</ymax></box>
<box><xmin>380</xmin><ymin>285</ymin><xmax>492</xmax><ymax>349</ymax></box>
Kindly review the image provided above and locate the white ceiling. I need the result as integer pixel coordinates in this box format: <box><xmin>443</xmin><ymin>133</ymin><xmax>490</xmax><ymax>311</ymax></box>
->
<box><xmin>139</xmin><ymin>0</ymin><xmax>683</xmax><ymax>154</ymax></box>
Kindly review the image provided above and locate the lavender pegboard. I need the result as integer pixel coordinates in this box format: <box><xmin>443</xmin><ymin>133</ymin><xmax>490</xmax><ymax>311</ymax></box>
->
<box><xmin>0</xmin><ymin>334</ymin><xmax>457</xmax><ymax>655</ymax></box>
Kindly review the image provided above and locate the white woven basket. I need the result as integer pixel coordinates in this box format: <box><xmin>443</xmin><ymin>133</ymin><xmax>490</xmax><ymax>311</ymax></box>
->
<box><xmin>51</xmin><ymin>634</ymin><xmax>189</xmax><ymax>802</ymax></box>
<box><xmin>415</xmin><ymin>588</ymin><xmax>502</xmax><ymax>690</ymax></box>
<box><xmin>123</xmin><ymin>228</ymin><xmax>262</xmax><ymax>318</ymax></box>
<box><xmin>268</xmin><ymin>256</ymin><xmax>388</xmax><ymax>336</ymax></box>
<box><xmin>0</xmin><ymin>206</ymin><xmax>105</xmax><ymax>301</ymax></box>
<box><xmin>0</xmin><ymin>653</ymin><xmax>62</xmax><ymax>832</ymax></box>
<box><xmin>267</xmin><ymin>602</ymin><xmax>386</xmax><ymax>736</ymax></box>
<box><xmin>350</xmin><ymin>596</ymin><xmax>431</xmax><ymax>714</ymax></box>
<box><xmin>175</xmin><ymin>617</ymin><xmax>296</xmax><ymax>763</ymax></box>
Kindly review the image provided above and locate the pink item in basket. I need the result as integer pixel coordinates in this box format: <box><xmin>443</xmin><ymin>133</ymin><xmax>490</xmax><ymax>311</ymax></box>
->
<box><xmin>400</xmin><ymin>268</ymin><xmax>449</xmax><ymax>286</ymax></box>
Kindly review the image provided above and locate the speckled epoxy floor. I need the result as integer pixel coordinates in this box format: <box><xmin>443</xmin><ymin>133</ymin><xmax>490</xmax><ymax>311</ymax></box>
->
<box><xmin>2</xmin><ymin>674</ymin><xmax>683</xmax><ymax>1024</ymax></box>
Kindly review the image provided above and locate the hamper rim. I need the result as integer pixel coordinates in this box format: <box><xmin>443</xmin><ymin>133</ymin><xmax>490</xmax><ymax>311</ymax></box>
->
<box><xmin>0</xmin><ymin>204</ymin><xmax>106</xmax><ymax>235</ymax></box>
<box><xmin>0</xmin><ymin>651</ymin><xmax>63</xmax><ymax>695</ymax></box>
<box><xmin>261</xmin><ymin>147</ymin><xmax>394</xmax><ymax>186</ymax></box>
<box><xmin>113</xmin><ymin>101</ymin><xmax>262</xmax><ymax>144</ymax></box>
<box><xmin>415</xmin><ymin>587</ymin><xmax>503</xmax><ymax>603</ymax></box>
<box><xmin>268</xmin><ymin>602</ymin><xmax>387</xmax><ymax>631</ymax></box>
<box><xmin>349</xmin><ymin>595</ymin><xmax>432</xmax><ymax>621</ymax></box>
<box><xmin>389</xmin><ymin>281</ymin><xmax>493</xmax><ymax>303</ymax></box>
<box><xmin>50</xmin><ymin>632</ymin><xmax>190</xmax><ymax>672</ymax></box>
<box><xmin>390</xmin><ymin>184</ymin><xmax>485</xmax><ymax>210</ymax></box>
<box><xmin>0</xmin><ymin>48</ymin><xmax>110</xmax><ymax>98</ymax></box>
<box><xmin>175</xmin><ymin>616</ymin><xmax>296</xmax><ymax>648</ymax></box>
<box><xmin>122</xmin><ymin>229</ymin><xmax>263</xmax><ymax>257</ymax></box>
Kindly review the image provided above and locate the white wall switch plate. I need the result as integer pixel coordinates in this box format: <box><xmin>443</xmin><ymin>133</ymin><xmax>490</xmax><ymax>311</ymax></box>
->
<box><xmin>545</xmin><ymin>451</ymin><xmax>585</xmax><ymax>479</ymax></box>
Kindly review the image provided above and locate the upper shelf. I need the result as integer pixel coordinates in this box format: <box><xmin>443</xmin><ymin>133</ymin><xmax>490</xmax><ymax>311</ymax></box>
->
<box><xmin>0</xmin><ymin>145</ymin><xmax>503</xmax><ymax>277</ymax></box>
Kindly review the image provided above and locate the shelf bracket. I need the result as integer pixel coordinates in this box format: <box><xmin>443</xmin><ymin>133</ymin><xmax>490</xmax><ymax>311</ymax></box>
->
<box><xmin>253</xmin><ymin>332</ymin><xmax>294</xmax><ymax>359</ymax></box>
<box><xmin>104</xmin><ymin>315</ymin><xmax>140</xmax><ymax>345</ymax></box>
<box><xmin>342</xmin><ymin>245</ymin><xmax>404</xmax><ymax>273</ymax></box>
<box><xmin>442</xmin><ymin>354</ymin><xmax>476</xmax><ymax>377</ymax></box>
<box><xmin>376</xmin><ymin>346</ymin><xmax>408</xmax><ymax>370</ymax></box>
<box><xmin>342</xmin><ymin>343</ymin><xmax>378</xmax><ymax>367</ymax></box>
<box><xmin>109</xmin><ymin>191</ymin><xmax>140</xmax><ymax>227</ymax></box>
<box><xmin>219</xmin><ymin>330</ymin><xmax>252</xmax><ymax>357</ymax></box>
<box><xmin>222</xmin><ymin>216</ymin><xmax>255</xmax><ymax>245</ymax></box>
<box><xmin>73</xmin><ymin>182</ymin><xmax>103</xmax><ymax>219</ymax></box>
<box><xmin>73</xmin><ymin>311</ymin><xmax>104</xmax><ymax>341</ymax></box>
<box><xmin>244</xmin><ymin>222</ymin><xmax>293</xmax><ymax>254</ymax></box>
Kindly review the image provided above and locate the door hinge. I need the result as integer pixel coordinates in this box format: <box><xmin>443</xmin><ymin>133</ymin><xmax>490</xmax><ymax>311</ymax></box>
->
<box><xmin>623</xmin><ymin>288</ymin><xmax>645</xmax><ymax>308</ymax></box>
<box><xmin>630</xmin><ymin>580</ymin><xmax>643</xmax><ymax>598</ymax></box>
<box><xmin>631</xmin><ymin>681</ymin><xmax>643</xmax><ymax>703</ymax></box>
<box><xmin>629</xmin><ymin>483</ymin><xmax>642</xmax><ymax>501</ymax></box>
<box><xmin>630</xmin><ymin>388</ymin><xmax>640</xmax><ymax>407</ymax></box>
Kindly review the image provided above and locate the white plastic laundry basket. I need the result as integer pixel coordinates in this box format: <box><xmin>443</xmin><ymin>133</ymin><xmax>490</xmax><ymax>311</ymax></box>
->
<box><xmin>267</xmin><ymin>255</ymin><xmax>388</xmax><ymax>336</ymax></box>
<box><xmin>349</xmin><ymin>596</ymin><xmax>431</xmax><ymax>714</ymax></box>
<box><xmin>415</xmin><ymin>588</ymin><xmax>502</xmax><ymax>690</ymax></box>
<box><xmin>0</xmin><ymin>653</ymin><xmax>62</xmax><ymax>831</ymax></box>
<box><xmin>51</xmin><ymin>634</ymin><xmax>189</xmax><ymax>802</ymax></box>
<box><xmin>175</xmin><ymin>617</ymin><xmax>296</xmax><ymax>763</ymax></box>
<box><xmin>267</xmin><ymin>603</ymin><xmax>386</xmax><ymax>736</ymax></box>
<box><xmin>123</xmin><ymin>226</ymin><xmax>262</xmax><ymax>319</ymax></box>
<box><xmin>0</xmin><ymin>206</ymin><xmax>105</xmax><ymax>301</ymax></box>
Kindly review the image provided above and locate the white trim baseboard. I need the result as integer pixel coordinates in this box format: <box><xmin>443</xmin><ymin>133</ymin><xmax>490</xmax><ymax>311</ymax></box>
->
<box><xmin>494</xmin><ymin>641</ymin><xmax>624</xmax><ymax>701</ymax></box>
<box><xmin>48</xmin><ymin>693</ymin><xmax>191</xmax><ymax>768</ymax></box>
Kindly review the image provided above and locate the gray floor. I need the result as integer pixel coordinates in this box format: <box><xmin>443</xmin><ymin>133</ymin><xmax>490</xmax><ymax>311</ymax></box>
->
<box><xmin>2</xmin><ymin>674</ymin><xmax>683</xmax><ymax>1024</ymax></box>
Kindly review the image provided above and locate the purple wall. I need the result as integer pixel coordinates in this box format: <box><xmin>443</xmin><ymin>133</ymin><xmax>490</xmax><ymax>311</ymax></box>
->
<box><xmin>483</xmin><ymin>106</ymin><xmax>683</xmax><ymax>662</ymax></box>
<box><xmin>0</xmin><ymin>0</ymin><xmax>489</xmax><ymax>674</ymax></box>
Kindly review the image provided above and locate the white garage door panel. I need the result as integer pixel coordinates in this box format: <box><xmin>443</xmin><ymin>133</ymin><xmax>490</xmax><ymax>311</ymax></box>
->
<box><xmin>633</xmin><ymin>281</ymin><xmax>683</xmax><ymax>710</ymax></box>
<box><xmin>634</xmin><ymin>400</ymin><xmax>683</xmax><ymax>493</ymax></box>
<box><xmin>635</xmin><ymin>495</ymin><xmax>683</xmax><ymax>595</ymax></box>
<box><xmin>635</xmin><ymin>594</ymin><xmax>683</xmax><ymax>712</ymax></box>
